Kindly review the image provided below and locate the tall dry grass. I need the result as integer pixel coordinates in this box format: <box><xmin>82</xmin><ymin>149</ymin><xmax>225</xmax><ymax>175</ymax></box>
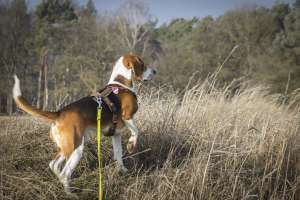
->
<box><xmin>0</xmin><ymin>81</ymin><xmax>300</xmax><ymax>200</ymax></box>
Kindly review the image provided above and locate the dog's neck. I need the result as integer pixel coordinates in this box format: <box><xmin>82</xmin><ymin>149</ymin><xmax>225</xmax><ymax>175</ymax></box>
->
<box><xmin>108</xmin><ymin>56</ymin><xmax>136</xmax><ymax>93</ymax></box>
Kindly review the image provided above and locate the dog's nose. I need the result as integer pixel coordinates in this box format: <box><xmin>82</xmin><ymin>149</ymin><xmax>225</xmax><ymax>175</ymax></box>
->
<box><xmin>153</xmin><ymin>69</ymin><xmax>157</xmax><ymax>75</ymax></box>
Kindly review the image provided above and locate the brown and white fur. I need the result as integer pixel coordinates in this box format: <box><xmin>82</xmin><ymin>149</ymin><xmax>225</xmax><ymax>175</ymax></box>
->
<box><xmin>12</xmin><ymin>54</ymin><xmax>156</xmax><ymax>194</ymax></box>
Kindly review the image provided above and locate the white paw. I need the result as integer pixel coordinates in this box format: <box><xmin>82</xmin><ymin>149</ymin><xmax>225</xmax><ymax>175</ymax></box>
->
<box><xmin>117</xmin><ymin>165</ymin><xmax>128</xmax><ymax>175</ymax></box>
<box><xmin>127</xmin><ymin>136</ymin><xmax>138</xmax><ymax>154</ymax></box>
<box><xmin>49</xmin><ymin>161</ymin><xmax>61</xmax><ymax>178</ymax></box>
<box><xmin>129</xmin><ymin>136</ymin><xmax>137</xmax><ymax>145</ymax></box>
<box><xmin>66</xmin><ymin>190</ymin><xmax>78</xmax><ymax>199</ymax></box>
<box><xmin>49</xmin><ymin>160</ymin><xmax>55</xmax><ymax>171</ymax></box>
<box><xmin>60</xmin><ymin>177</ymin><xmax>76</xmax><ymax>196</ymax></box>
<box><xmin>121</xmin><ymin>166</ymin><xmax>128</xmax><ymax>173</ymax></box>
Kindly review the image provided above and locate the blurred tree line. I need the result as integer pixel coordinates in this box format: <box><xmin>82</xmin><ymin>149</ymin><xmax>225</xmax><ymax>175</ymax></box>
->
<box><xmin>0</xmin><ymin>0</ymin><xmax>299</xmax><ymax>114</ymax></box>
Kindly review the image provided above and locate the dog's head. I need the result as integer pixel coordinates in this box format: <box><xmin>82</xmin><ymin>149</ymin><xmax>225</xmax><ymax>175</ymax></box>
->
<box><xmin>122</xmin><ymin>54</ymin><xmax>156</xmax><ymax>82</ymax></box>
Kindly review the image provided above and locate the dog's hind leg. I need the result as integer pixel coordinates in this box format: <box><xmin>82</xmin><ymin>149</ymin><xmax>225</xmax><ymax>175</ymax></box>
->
<box><xmin>49</xmin><ymin>125</ymin><xmax>66</xmax><ymax>178</ymax></box>
<box><xmin>59</xmin><ymin>136</ymin><xmax>84</xmax><ymax>194</ymax></box>
<box><xmin>49</xmin><ymin>153</ymin><xmax>65</xmax><ymax>178</ymax></box>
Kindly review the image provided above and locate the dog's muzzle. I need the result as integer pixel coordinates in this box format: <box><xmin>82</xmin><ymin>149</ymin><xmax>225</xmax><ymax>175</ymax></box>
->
<box><xmin>142</xmin><ymin>68</ymin><xmax>157</xmax><ymax>81</ymax></box>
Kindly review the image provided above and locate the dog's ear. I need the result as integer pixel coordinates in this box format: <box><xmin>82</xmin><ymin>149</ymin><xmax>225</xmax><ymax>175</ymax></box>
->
<box><xmin>124</xmin><ymin>54</ymin><xmax>145</xmax><ymax>68</ymax></box>
<box><xmin>123</xmin><ymin>54</ymin><xmax>135</xmax><ymax>69</ymax></box>
<box><xmin>122</xmin><ymin>54</ymin><xmax>145</xmax><ymax>80</ymax></box>
<box><xmin>123</xmin><ymin>54</ymin><xmax>144</xmax><ymax>68</ymax></box>
<box><xmin>134</xmin><ymin>55</ymin><xmax>144</xmax><ymax>66</ymax></box>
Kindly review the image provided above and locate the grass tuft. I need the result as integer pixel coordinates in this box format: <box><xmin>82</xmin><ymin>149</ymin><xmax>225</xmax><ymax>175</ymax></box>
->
<box><xmin>1</xmin><ymin>82</ymin><xmax>300</xmax><ymax>199</ymax></box>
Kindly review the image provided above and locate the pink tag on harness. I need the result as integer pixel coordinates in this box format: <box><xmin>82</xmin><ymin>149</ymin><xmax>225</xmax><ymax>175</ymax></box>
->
<box><xmin>112</xmin><ymin>87</ymin><xmax>119</xmax><ymax>94</ymax></box>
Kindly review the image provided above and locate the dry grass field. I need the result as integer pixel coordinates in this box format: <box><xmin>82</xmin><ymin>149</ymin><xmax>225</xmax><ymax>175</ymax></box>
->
<box><xmin>1</xmin><ymin>82</ymin><xmax>300</xmax><ymax>200</ymax></box>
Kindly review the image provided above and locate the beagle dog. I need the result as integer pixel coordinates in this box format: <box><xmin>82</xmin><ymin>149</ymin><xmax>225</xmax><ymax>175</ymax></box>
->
<box><xmin>12</xmin><ymin>54</ymin><xmax>156</xmax><ymax>194</ymax></box>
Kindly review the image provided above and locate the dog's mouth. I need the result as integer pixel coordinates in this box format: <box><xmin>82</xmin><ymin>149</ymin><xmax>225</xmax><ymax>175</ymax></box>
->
<box><xmin>141</xmin><ymin>68</ymin><xmax>156</xmax><ymax>82</ymax></box>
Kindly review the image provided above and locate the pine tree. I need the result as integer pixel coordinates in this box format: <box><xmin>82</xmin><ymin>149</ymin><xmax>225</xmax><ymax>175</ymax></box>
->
<box><xmin>85</xmin><ymin>0</ymin><xmax>97</xmax><ymax>16</ymax></box>
<box><xmin>36</xmin><ymin>0</ymin><xmax>77</xmax><ymax>24</ymax></box>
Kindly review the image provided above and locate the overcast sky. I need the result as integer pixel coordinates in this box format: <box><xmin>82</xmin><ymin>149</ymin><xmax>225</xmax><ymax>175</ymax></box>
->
<box><xmin>28</xmin><ymin>0</ymin><xmax>295</xmax><ymax>24</ymax></box>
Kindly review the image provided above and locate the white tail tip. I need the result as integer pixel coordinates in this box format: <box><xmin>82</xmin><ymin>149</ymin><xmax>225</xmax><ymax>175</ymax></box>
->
<box><xmin>13</xmin><ymin>75</ymin><xmax>21</xmax><ymax>99</ymax></box>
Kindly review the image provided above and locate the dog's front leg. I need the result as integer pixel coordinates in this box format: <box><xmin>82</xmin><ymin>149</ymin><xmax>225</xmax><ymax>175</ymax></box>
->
<box><xmin>112</xmin><ymin>134</ymin><xmax>128</xmax><ymax>173</ymax></box>
<box><xmin>124</xmin><ymin>119</ymin><xmax>138</xmax><ymax>154</ymax></box>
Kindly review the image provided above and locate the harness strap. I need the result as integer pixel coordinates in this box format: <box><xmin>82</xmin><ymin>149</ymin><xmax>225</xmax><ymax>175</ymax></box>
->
<box><xmin>93</xmin><ymin>86</ymin><xmax>119</xmax><ymax>136</ymax></box>
<box><xmin>107</xmin><ymin>84</ymin><xmax>137</xmax><ymax>99</ymax></box>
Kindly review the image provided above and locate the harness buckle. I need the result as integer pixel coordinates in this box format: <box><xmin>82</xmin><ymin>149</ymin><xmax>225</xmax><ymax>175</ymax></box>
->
<box><xmin>96</xmin><ymin>96</ymin><xmax>102</xmax><ymax>108</ymax></box>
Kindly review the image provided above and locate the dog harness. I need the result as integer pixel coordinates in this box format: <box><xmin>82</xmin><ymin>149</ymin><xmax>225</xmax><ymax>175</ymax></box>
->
<box><xmin>92</xmin><ymin>84</ymin><xmax>136</xmax><ymax>136</ymax></box>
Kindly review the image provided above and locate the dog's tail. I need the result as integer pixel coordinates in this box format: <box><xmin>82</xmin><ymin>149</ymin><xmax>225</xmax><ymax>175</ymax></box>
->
<box><xmin>13</xmin><ymin>75</ymin><xmax>59</xmax><ymax>122</ymax></box>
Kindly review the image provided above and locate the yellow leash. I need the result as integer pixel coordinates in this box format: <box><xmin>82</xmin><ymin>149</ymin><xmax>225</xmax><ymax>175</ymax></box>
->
<box><xmin>97</xmin><ymin>106</ymin><xmax>103</xmax><ymax>200</ymax></box>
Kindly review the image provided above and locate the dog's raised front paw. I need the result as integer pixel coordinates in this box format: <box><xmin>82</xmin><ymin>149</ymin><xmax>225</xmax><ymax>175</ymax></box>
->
<box><xmin>127</xmin><ymin>136</ymin><xmax>138</xmax><ymax>154</ymax></box>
